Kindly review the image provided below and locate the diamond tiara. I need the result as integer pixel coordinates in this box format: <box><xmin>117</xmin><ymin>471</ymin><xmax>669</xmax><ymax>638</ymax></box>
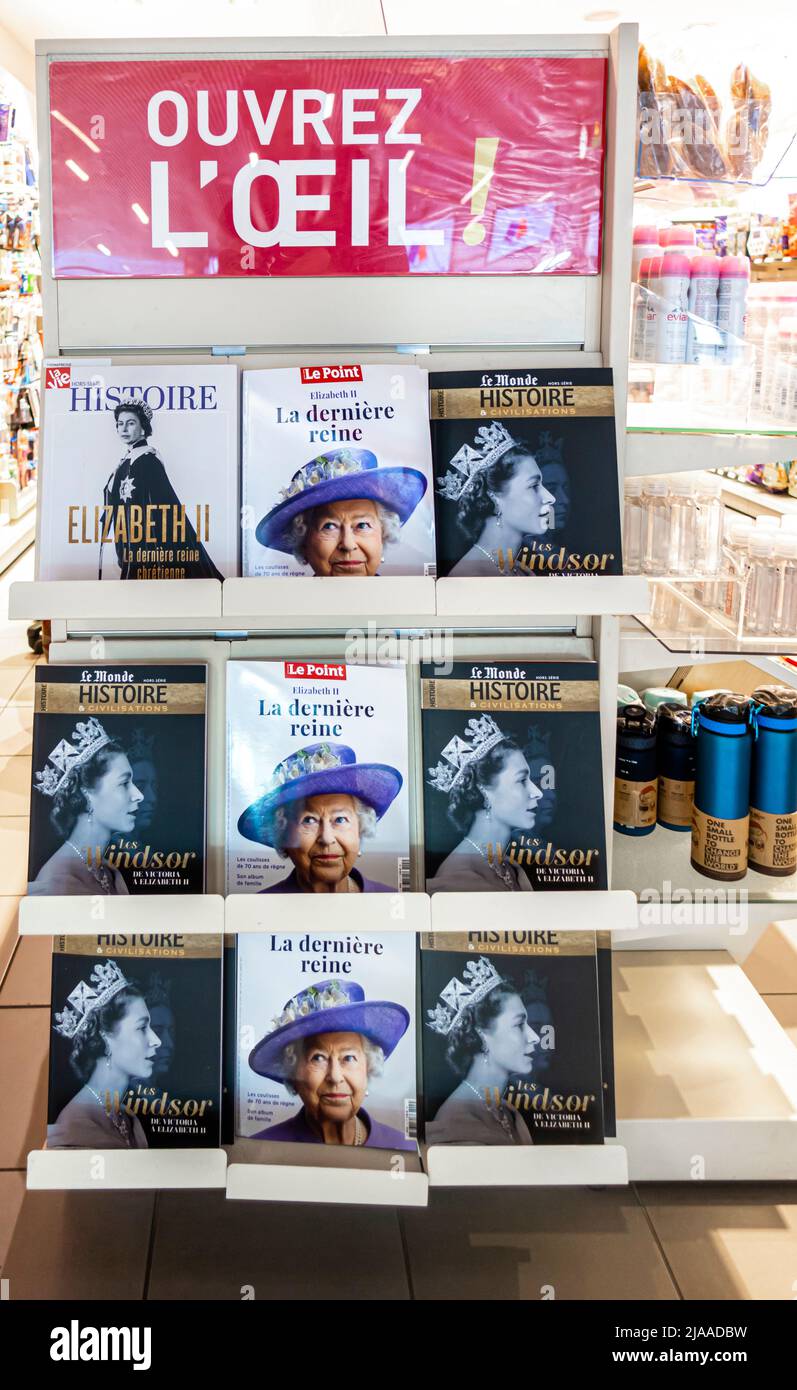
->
<box><xmin>426</xmin><ymin>956</ymin><xmax>503</xmax><ymax>1036</ymax></box>
<box><xmin>436</xmin><ymin>422</ymin><xmax>517</xmax><ymax>502</ymax></box>
<box><xmin>53</xmin><ymin>959</ymin><xmax>129</xmax><ymax>1040</ymax></box>
<box><xmin>426</xmin><ymin>715</ymin><xmax>506</xmax><ymax>795</ymax></box>
<box><xmin>34</xmin><ymin>717</ymin><xmax>111</xmax><ymax>799</ymax></box>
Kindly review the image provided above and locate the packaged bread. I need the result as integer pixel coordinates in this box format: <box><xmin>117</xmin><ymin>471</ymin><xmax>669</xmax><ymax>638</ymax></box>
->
<box><xmin>638</xmin><ymin>43</ymin><xmax>674</xmax><ymax>177</ymax></box>
<box><xmin>725</xmin><ymin>64</ymin><xmax>771</xmax><ymax>180</ymax></box>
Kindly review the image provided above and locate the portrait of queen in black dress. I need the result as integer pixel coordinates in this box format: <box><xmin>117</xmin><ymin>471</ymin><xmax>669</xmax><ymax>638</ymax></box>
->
<box><xmin>101</xmin><ymin>397</ymin><xmax>222</xmax><ymax>580</ymax></box>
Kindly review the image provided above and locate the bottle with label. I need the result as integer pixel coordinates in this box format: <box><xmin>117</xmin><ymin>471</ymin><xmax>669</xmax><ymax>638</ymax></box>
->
<box><xmin>685</xmin><ymin>255</ymin><xmax>720</xmax><ymax>364</ymax></box>
<box><xmin>614</xmin><ymin>704</ymin><xmax>658</xmax><ymax>837</ymax></box>
<box><xmin>716</xmin><ymin>255</ymin><xmax>751</xmax><ymax>364</ymax></box>
<box><xmin>643</xmin><ymin>255</ymin><xmax>664</xmax><ymax>362</ymax></box>
<box><xmin>774</xmin><ymin>533</ymin><xmax>797</xmax><ymax>636</ymax></box>
<box><xmin>668</xmin><ymin>474</ymin><xmax>695</xmax><ymax>576</ymax></box>
<box><xmin>623</xmin><ymin>476</ymin><xmax>644</xmax><ymax>574</ymax></box>
<box><xmin>631</xmin><ymin>225</ymin><xmax>660</xmax><ymax>281</ymax></box>
<box><xmin>655</xmin><ymin>252</ymin><xmax>690</xmax><ymax>364</ymax></box>
<box><xmin>743</xmin><ymin>532</ymin><xmax>777</xmax><ymax>637</ymax></box>
<box><xmin>691</xmin><ymin>694</ymin><xmax>754</xmax><ymax>882</ymax></box>
<box><xmin>657</xmin><ymin>703</ymin><xmax>696</xmax><ymax>832</ymax></box>
<box><xmin>716</xmin><ymin>521</ymin><xmax>754</xmax><ymax>624</ymax></box>
<box><xmin>642</xmin><ymin>478</ymin><xmax>670</xmax><ymax>576</ymax></box>
<box><xmin>748</xmin><ymin>686</ymin><xmax>797</xmax><ymax>877</ymax></box>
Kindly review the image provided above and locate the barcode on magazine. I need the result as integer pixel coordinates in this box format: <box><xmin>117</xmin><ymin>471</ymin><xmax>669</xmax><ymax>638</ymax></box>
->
<box><xmin>398</xmin><ymin>857</ymin><xmax>412</xmax><ymax>891</ymax></box>
<box><xmin>423</xmin><ymin>562</ymin><xmax>437</xmax><ymax>578</ymax></box>
<box><xmin>404</xmin><ymin>1099</ymin><xmax>417</xmax><ymax>1140</ymax></box>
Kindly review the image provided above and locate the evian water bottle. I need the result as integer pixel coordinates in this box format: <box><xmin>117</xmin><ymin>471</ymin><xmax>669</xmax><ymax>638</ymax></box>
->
<box><xmin>716</xmin><ymin>255</ymin><xmax>751</xmax><ymax>364</ymax></box>
<box><xmin>655</xmin><ymin>252</ymin><xmax>690</xmax><ymax>364</ymax></box>
<box><xmin>685</xmin><ymin>255</ymin><xmax>720</xmax><ymax>364</ymax></box>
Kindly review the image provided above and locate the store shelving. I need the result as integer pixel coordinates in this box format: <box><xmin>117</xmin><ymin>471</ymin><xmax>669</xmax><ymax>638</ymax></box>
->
<box><xmin>18</xmin><ymin>894</ymin><xmax>225</xmax><ymax>936</ymax></box>
<box><xmin>613</xmin><ymin>825</ymin><xmax>797</xmax><ymax>904</ymax></box>
<box><xmin>425</xmin><ymin>1143</ymin><xmax>629</xmax><ymax>1187</ymax></box>
<box><xmin>27</xmin><ymin>1149</ymin><xmax>228</xmax><ymax>1191</ymax></box>
<box><xmin>625</xmin><ymin>429</ymin><xmax>797</xmax><ymax>478</ymax></box>
<box><xmin>225</xmin><ymin>1143</ymin><xmax>429</xmax><ymax>1206</ymax></box>
<box><xmin>226</xmin><ymin>890</ymin><xmax>430</xmax><ymax>935</ymax></box>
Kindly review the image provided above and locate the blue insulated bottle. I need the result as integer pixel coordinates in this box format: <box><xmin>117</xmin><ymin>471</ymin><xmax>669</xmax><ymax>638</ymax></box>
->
<box><xmin>614</xmin><ymin>704</ymin><xmax>657</xmax><ymax>836</ymax></box>
<box><xmin>691</xmin><ymin>694</ymin><xmax>754</xmax><ymax>881</ymax></box>
<box><xmin>748</xmin><ymin>686</ymin><xmax>797</xmax><ymax>877</ymax></box>
<box><xmin>656</xmin><ymin>703</ymin><xmax>696</xmax><ymax>832</ymax></box>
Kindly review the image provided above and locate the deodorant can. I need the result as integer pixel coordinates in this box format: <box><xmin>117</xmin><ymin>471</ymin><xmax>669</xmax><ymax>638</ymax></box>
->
<box><xmin>657</xmin><ymin>703</ymin><xmax>696</xmax><ymax>831</ymax></box>
<box><xmin>691</xmin><ymin>694</ymin><xmax>754</xmax><ymax>881</ymax></box>
<box><xmin>614</xmin><ymin>704</ymin><xmax>658</xmax><ymax>836</ymax></box>
<box><xmin>748</xmin><ymin>686</ymin><xmax>797</xmax><ymax>876</ymax></box>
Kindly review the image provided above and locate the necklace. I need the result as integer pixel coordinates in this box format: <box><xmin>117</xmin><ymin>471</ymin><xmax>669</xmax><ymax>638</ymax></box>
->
<box><xmin>463</xmin><ymin>1080</ymin><xmax>516</xmax><ymax>1141</ymax></box>
<box><xmin>474</xmin><ymin>542</ymin><xmax>518</xmax><ymax>575</ymax></box>
<box><xmin>66</xmin><ymin>840</ymin><xmax>115</xmax><ymax>894</ymax></box>
<box><xmin>463</xmin><ymin>836</ymin><xmax>516</xmax><ymax>889</ymax></box>
<box><xmin>353</xmin><ymin>1115</ymin><xmax>365</xmax><ymax>1146</ymax></box>
<box><xmin>85</xmin><ymin>1083</ymin><xmax>133</xmax><ymax>1146</ymax></box>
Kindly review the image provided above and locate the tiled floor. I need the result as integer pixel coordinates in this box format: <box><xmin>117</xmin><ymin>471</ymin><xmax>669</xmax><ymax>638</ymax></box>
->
<box><xmin>2</xmin><ymin>543</ymin><xmax>797</xmax><ymax>1299</ymax></box>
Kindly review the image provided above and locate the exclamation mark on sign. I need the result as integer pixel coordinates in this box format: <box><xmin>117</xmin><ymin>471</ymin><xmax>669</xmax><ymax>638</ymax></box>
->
<box><xmin>462</xmin><ymin>138</ymin><xmax>500</xmax><ymax>246</ymax></box>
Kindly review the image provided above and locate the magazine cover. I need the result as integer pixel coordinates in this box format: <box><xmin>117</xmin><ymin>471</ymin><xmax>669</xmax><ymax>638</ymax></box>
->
<box><xmin>236</xmin><ymin>930</ymin><xmax>417</xmax><ymax>1150</ymax></box>
<box><xmin>421</xmin><ymin>660</ymin><xmax>607</xmax><ymax>892</ymax></box>
<box><xmin>241</xmin><ymin>364</ymin><xmax>435</xmax><ymax>577</ymax></box>
<box><xmin>28</xmin><ymin>664</ymin><xmax>207</xmax><ymax>896</ymax></box>
<box><xmin>429</xmin><ymin>368</ymin><xmax>622</xmax><ymax>577</ymax></box>
<box><xmin>227</xmin><ymin>660</ymin><xmax>410</xmax><ymax>895</ymax></box>
<box><xmin>47</xmin><ymin>933</ymin><xmax>223</xmax><ymax>1150</ymax></box>
<box><xmin>39</xmin><ymin>362</ymin><xmax>238</xmax><ymax>580</ymax></box>
<box><xmin>420</xmin><ymin>929</ymin><xmax>604</xmax><ymax>1145</ymax></box>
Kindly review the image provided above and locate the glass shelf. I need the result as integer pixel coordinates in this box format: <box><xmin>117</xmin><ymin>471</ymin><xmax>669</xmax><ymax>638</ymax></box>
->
<box><xmin>636</xmin><ymin>579</ymin><xmax>797</xmax><ymax>657</ymax></box>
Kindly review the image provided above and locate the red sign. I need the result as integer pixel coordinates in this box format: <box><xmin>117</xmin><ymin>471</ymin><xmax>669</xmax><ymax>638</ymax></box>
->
<box><xmin>49</xmin><ymin>57</ymin><xmax>606</xmax><ymax>278</ymax></box>
<box><xmin>299</xmin><ymin>364</ymin><xmax>363</xmax><ymax>384</ymax></box>
<box><xmin>284</xmin><ymin>662</ymin><xmax>347</xmax><ymax>680</ymax></box>
<box><xmin>45</xmin><ymin>364</ymin><xmax>72</xmax><ymax>389</ymax></box>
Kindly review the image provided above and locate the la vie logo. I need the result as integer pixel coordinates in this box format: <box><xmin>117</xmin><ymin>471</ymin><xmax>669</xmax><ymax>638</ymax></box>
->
<box><xmin>45</xmin><ymin>365</ymin><xmax>71</xmax><ymax>390</ymax></box>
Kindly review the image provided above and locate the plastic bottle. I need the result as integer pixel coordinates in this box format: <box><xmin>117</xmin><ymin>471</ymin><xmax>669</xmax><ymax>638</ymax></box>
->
<box><xmin>717</xmin><ymin>522</ymin><xmax>754</xmax><ymax>623</ymax></box>
<box><xmin>655</xmin><ymin>252</ymin><xmax>690</xmax><ymax>364</ymax></box>
<box><xmin>692</xmin><ymin>694</ymin><xmax>754</xmax><ymax>882</ymax></box>
<box><xmin>693</xmin><ymin>474</ymin><xmax>724</xmax><ymax>580</ymax></box>
<box><xmin>745</xmin><ymin>290</ymin><xmax>771</xmax><ymax>412</ymax></box>
<box><xmin>748</xmin><ymin>686</ymin><xmax>797</xmax><ymax>877</ymax></box>
<box><xmin>642</xmin><ymin>478</ymin><xmax>670</xmax><ymax>576</ymax></box>
<box><xmin>631</xmin><ymin>225</ymin><xmax>660</xmax><ymax>281</ymax></box>
<box><xmin>774</xmin><ymin>532</ymin><xmax>797</xmax><ymax>636</ymax></box>
<box><xmin>773</xmin><ymin>318</ymin><xmax>797</xmax><ymax>424</ymax></box>
<box><xmin>623</xmin><ymin>476</ymin><xmax>644</xmax><ymax>574</ymax></box>
<box><xmin>630</xmin><ymin>258</ymin><xmax>652</xmax><ymax>362</ymax></box>
<box><xmin>716</xmin><ymin>255</ymin><xmax>751</xmax><ymax>364</ymax></box>
<box><xmin>643</xmin><ymin>255</ymin><xmax>663</xmax><ymax>362</ymax></box>
<box><xmin>668</xmin><ymin>474</ymin><xmax>695</xmax><ymax>575</ymax></box>
<box><xmin>744</xmin><ymin>532</ymin><xmax>777</xmax><ymax>636</ymax></box>
<box><xmin>685</xmin><ymin>255</ymin><xmax>720</xmax><ymax>364</ymax></box>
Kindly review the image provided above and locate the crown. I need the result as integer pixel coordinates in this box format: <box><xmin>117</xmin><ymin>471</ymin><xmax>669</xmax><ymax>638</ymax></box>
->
<box><xmin>426</xmin><ymin>715</ymin><xmax>506</xmax><ymax>794</ymax></box>
<box><xmin>34</xmin><ymin>717</ymin><xmax>111</xmax><ymax>798</ymax></box>
<box><xmin>268</xmin><ymin>743</ymin><xmax>344</xmax><ymax>791</ymax></box>
<box><xmin>116</xmin><ymin>396</ymin><xmax>153</xmax><ymax>424</ymax></box>
<box><xmin>53</xmin><ymin>959</ymin><xmax>129</xmax><ymax>1040</ymax></box>
<box><xmin>436</xmin><ymin>422</ymin><xmax>517</xmax><ymax>501</ymax></box>
<box><xmin>426</xmin><ymin>956</ymin><xmax>502</xmax><ymax>1035</ymax></box>
<box><xmin>279</xmin><ymin>449</ymin><xmax>371</xmax><ymax>502</ymax></box>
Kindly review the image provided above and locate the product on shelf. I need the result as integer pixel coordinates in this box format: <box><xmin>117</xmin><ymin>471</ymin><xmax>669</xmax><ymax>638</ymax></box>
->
<box><xmin>642</xmin><ymin>687</ymin><xmax>687</xmax><ymax>712</ymax></box>
<box><xmin>226</xmin><ymin>660</ymin><xmax>410</xmax><ymax>895</ymax></box>
<box><xmin>241</xmin><ymin>364</ymin><xmax>435</xmax><ymax>578</ymax></box>
<box><xmin>748</xmin><ymin>686</ymin><xmax>797</xmax><ymax>877</ymax></box>
<box><xmin>28</xmin><ymin>664</ymin><xmax>208</xmax><ymax>896</ymax></box>
<box><xmin>429</xmin><ymin>369</ymin><xmax>622</xmax><ymax>577</ymax></box>
<box><xmin>614</xmin><ymin>703</ymin><xmax>658</xmax><ymax>837</ymax></box>
<box><xmin>716</xmin><ymin>255</ymin><xmax>751</xmax><ymax>362</ymax></box>
<box><xmin>235</xmin><ymin>931</ymin><xmax>416</xmax><ymax>1150</ymax></box>
<box><xmin>685</xmin><ymin>255</ymin><xmax>721</xmax><ymax>364</ymax></box>
<box><xmin>618</xmin><ymin>683</ymin><xmax>640</xmax><ymax>708</ymax></box>
<box><xmin>420</xmin><ymin>928</ymin><xmax>605</xmax><ymax>1146</ymax></box>
<box><xmin>656</xmin><ymin>703</ymin><xmax>697</xmax><ymax>832</ymax></box>
<box><xmin>691</xmin><ymin>693</ymin><xmax>754</xmax><ymax>881</ymax></box>
<box><xmin>725</xmin><ymin>64</ymin><xmax>771</xmax><ymax>182</ymax></box>
<box><xmin>46</xmin><ymin>933</ymin><xmax>223</xmax><ymax>1149</ymax></box>
<box><xmin>421</xmin><ymin>659</ymin><xmax>607</xmax><ymax>892</ymax></box>
<box><xmin>38</xmin><ymin>364</ymin><xmax>238</xmax><ymax>580</ymax></box>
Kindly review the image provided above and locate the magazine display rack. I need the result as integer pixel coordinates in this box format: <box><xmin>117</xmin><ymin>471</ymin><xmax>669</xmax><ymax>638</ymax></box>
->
<box><xmin>18</xmin><ymin>23</ymin><xmax>797</xmax><ymax>1203</ymax></box>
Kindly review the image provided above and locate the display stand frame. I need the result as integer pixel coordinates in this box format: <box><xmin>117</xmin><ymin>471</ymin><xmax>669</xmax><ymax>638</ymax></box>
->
<box><xmin>19</xmin><ymin>23</ymin><xmax>797</xmax><ymax>1202</ymax></box>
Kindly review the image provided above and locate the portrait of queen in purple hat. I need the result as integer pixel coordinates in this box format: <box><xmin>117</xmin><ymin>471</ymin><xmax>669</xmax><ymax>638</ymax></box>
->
<box><xmin>248</xmin><ymin>978</ymin><xmax>414</xmax><ymax>1149</ymax></box>
<box><xmin>238</xmin><ymin>742</ymin><xmax>402</xmax><ymax>894</ymax></box>
<box><xmin>255</xmin><ymin>447</ymin><xmax>427</xmax><ymax>577</ymax></box>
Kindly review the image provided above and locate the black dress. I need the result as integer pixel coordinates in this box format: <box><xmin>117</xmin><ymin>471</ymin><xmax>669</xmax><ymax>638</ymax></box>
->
<box><xmin>101</xmin><ymin>441</ymin><xmax>222</xmax><ymax>580</ymax></box>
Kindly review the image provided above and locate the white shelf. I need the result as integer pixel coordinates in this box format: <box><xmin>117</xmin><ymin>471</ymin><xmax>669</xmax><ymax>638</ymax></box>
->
<box><xmin>0</xmin><ymin>502</ymin><xmax>36</xmax><ymax>576</ymax></box>
<box><xmin>8</xmin><ymin>578</ymin><xmax>222</xmax><ymax>621</ymax></box>
<box><xmin>612</xmin><ymin>824</ymin><xmax>797</xmax><ymax>903</ymax></box>
<box><xmin>226</xmin><ymin>1160</ymin><xmax>428</xmax><ymax>1206</ymax></box>
<box><xmin>225</xmin><ymin>891</ymin><xmax>430</xmax><ymax>934</ymax></box>
<box><xmin>223</xmin><ymin>575</ymin><xmax>436</xmax><ymax>624</ymax></box>
<box><xmin>18</xmin><ymin>894</ymin><xmax>225</xmax><ymax>936</ymax></box>
<box><xmin>27</xmin><ymin>1148</ymin><xmax>227</xmax><ymax>1190</ymax></box>
<box><xmin>436</xmin><ymin>575</ymin><xmax>649</xmax><ymax>619</ymax></box>
<box><xmin>625</xmin><ymin>430</ymin><xmax>797</xmax><ymax>477</ymax></box>
<box><xmin>425</xmin><ymin>1143</ymin><xmax>628</xmax><ymax>1187</ymax></box>
<box><xmin>430</xmin><ymin>889</ymin><xmax>637</xmax><ymax>934</ymax></box>
<box><xmin>614</xmin><ymin>1120</ymin><xmax>797</xmax><ymax>1181</ymax></box>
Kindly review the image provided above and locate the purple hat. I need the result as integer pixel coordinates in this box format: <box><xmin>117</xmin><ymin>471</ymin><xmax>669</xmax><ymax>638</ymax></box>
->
<box><xmin>256</xmin><ymin>447</ymin><xmax>428</xmax><ymax>554</ymax></box>
<box><xmin>249</xmin><ymin>978</ymin><xmax>410</xmax><ymax>1080</ymax></box>
<box><xmin>237</xmin><ymin>741</ymin><xmax>402</xmax><ymax>847</ymax></box>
